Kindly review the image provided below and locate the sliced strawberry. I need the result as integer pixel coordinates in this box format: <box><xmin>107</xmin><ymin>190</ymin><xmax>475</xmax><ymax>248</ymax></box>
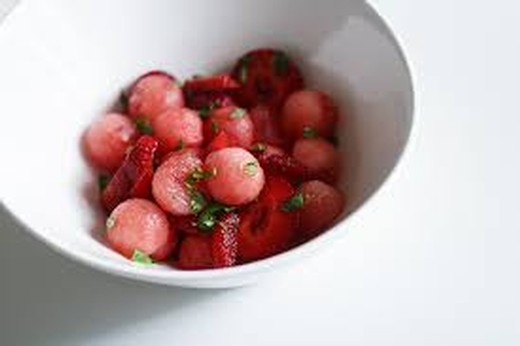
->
<box><xmin>238</xmin><ymin>176</ymin><xmax>297</xmax><ymax>262</ymax></box>
<box><xmin>255</xmin><ymin>151</ymin><xmax>308</xmax><ymax>182</ymax></box>
<box><xmin>101</xmin><ymin>135</ymin><xmax>159</xmax><ymax>212</ymax></box>
<box><xmin>211</xmin><ymin>212</ymin><xmax>239</xmax><ymax>268</ymax></box>
<box><xmin>207</xmin><ymin>131</ymin><xmax>233</xmax><ymax>152</ymax></box>
<box><xmin>172</xmin><ymin>215</ymin><xmax>199</xmax><ymax>236</ymax></box>
<box><xmin>184</xmin><ymin>74</ymin><xmax>240</xmax><ymax>93</ymax></box>
<box><xmin>249</xmin><ymin>104</ymin><xmax>286</xmax><ymax>147</ymax></box>
<box><xmin>177</xmin><ymin>235</ymin><xmax>213</xmax><ymax>270</ymax></box>
<box><xmin>185</xmin><ymin>92</ymin><xmax>235</xmax><ymax>112</ymax></box>
<box><xmin>232</xmin><ymin>48</ymin><xmax>304</xmax><ymax>109</ymax></box>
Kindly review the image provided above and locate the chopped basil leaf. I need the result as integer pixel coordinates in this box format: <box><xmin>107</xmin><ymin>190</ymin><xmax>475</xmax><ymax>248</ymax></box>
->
<box><xmin>132</xmin><ymin>249</ymin><xmax>153</xmax><ymax>265</ymax></box>
<box><xmin>251</xmin><ymin>142</ymin><xmax>267</xmax><ymax>153</ymax></box>
<box><xmin>186</xmin><ymin>168</ymin><xmax>216</xmax><ymax>187</ymax></box>
<box><xmin>98</xmin><ymin>174</ymin><xmax>111</xmax><ymax>192</ymax></box>
<box><xmin>281</xmin><ymin>192</ymin><xmax>305</xmax><ymax>212</ymax></box>
<box><xmin>197</xmin><ymin>203</ymin><xmax>235</xmax><ymax>232</ymax></box>
<box><xmin>135</xmin><ymin>118</ymin><xmax>153</xmax><ymax>135</ymax></box>
<box><xmin>302</xmin><ymin>126</ymin><xmax>317</xmax><ymax>138</ymax></box>
<box><xmin>244</xmin><ymin>161</ymin><xmax>259</xmax><ymax>176</ymax></box>
<box><xmin>211</xmin><ymin>120</ymin><xmax>219</xmax><ymax>134</ymax></box>
<box><xmin>199</xmin><ymin>106</ymin><xmax>212</xmax><ymax>119</ymax></box>
<box><xmin>273</xmin><ymin>51</ymin><xmax>290</xmax><ymax>76</ymax></box>
<box><xmin>190</xmin><ymin>190</ymin><xmax>207</xmax><ymax>214</ymax></box>
<box><xmin>106</xmin><ymin>216</ymin><xmax>116</xmax><ymax>229</ymax></box>
<box><xmin>230</xmin><ymin>107</ymin><xmax>246</xmax><ymax>119</ymax></box>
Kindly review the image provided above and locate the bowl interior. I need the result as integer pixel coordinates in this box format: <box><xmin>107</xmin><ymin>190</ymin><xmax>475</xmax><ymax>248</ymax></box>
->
<box><xmin>0</xmin><ymin>0</ymin><xmax>413</xmax><ymax>286</ymax></box>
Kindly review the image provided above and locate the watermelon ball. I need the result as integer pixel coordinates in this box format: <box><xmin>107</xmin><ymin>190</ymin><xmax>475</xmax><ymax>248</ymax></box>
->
<box><xmin>106</xmin><ymin>198</ymin><xmax>175</xmax><ymax>260</ymax></box>
<box><xmin>152</xmin><ymin>108</ymin><xmax>203</xmax><ymax>152</ymax></box>
<box><xmin>128</xmin><ymin>71</ymin><xmax>184</xmax><ymax>123</ymax></box>
<box><xmin>204</xmin><ymin>106</ymin><xmax>255</xmax><ymax>149</ymax></box>
<box><xmin>282</xmin><ymin>90</ymin><xmax>338</xmax><ymax>139</ymax></box>
<box><xmin>83</xmin><ymin>112</ymin><xmax>137</xmax><ymax>172</ymax></box>
<box><xmin>204</xmin><ymin>147</ymin><xmax>265</xmax><ymax>206</ymax></box>
<box><xmin>292</xmin><ymin>138</ymin><xmax>340</xmax><ymax>183</ymax></box>
<box><xmin>152</xmin><ymin>149</ymin><xmax>204</xmax><ymax>216</ymax></box>
<box><xmin>298</xmin><ymin>180</ymin><xmax>345</xmax><ymax>239</ymax></box>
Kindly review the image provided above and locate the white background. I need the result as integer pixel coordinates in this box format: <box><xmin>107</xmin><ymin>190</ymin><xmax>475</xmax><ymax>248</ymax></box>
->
<box><xmin>1</xmin><ymin>0</ymin><xmax>519</xmax><ymax>345</ymax></box>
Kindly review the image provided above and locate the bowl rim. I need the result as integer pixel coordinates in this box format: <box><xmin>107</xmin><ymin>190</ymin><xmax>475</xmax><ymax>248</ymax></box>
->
<box><xmin>0</xmin><ymin>1</ymin><xmax>416</xmax><ymax>286</ymax></box>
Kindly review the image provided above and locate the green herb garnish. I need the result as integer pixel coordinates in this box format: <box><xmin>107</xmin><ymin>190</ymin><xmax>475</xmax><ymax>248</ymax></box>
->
<box><xmin>230</xmin><ymin>107</ymin><xmax>246</xmax><ymax>119</ymax></box>
<box><xmin>251</xmin><ymin>142</ymin><xmax>267</xmax><ymax>153</ymax></box>
<box><xmin>273</xmin><ymin>51</ymin><xmax>290</xmax><ymax>76</ymax></box>
<box><xmin>186</xmin><ymin>168</ymin><xmax>216</xmax><ymax>187</ymax></box>
<box><xmin>281</xmin><ymin>192</ymin><xmax>305</xmax><ymax>212</ymax></box>
<box><xmin>106</xmin><ymin>216</ymin><xmax>116</xmax><ymax>229</ymax></box>
<box><xmin>302</xmin><ymin>126</ymin><xmax>317</xmax><ymax>138</ymax></box>
<box><xmin>135</xmin><ymin>118</ymin><xmax>153</xmax><ymax>135</ymax></box>
<box><xmin>244</xmin><ymin>161</ymin><xmax>259</xmax><ymax>176</ymax></box>
<box><xmin>190</xmin><ymin>190</ymin><xmax>207</xmax><ymax>214</ymax></box>
<box><xmin>211</xmin><ymin>120</ymin><xmax>219</xmax><ymax>134</ymax></box>
<box><xmin>98</xmin><ymin>174</ymin><xmax>111</xmax><ymax>192</ymax></box>
<box><xmin>197</xmin><ymin>203</ymin><xmax>235</xmax><ymax>232</ymax></box>
<box><xmin>132</xmin><ymin>249</ymin><xmax>153</xmax><ymax>265</ymax></box>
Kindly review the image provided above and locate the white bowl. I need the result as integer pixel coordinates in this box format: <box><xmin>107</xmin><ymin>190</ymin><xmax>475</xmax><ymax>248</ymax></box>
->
<box><xmin>0</xmin><ymin>0</ymin><xmax>413</xmax><ymax>288</ymax></box>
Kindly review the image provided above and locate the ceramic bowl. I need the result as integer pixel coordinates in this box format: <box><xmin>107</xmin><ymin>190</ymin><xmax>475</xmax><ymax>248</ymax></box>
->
<box><xmin>0</xmin><ymin>0</ymin><xmax>413</xmax><ymax>288</ymax></box>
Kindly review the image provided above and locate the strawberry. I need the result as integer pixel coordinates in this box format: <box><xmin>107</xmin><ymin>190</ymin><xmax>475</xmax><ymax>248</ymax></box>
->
<box><xmin>211</xmin><ymin>212</ymin><xmax>239</xmax><ymax>267</ymax></box>
<box><xmin>183</xmin><ymin>75</ymin><xmax>239</xmax><ymax>112</ymax></box>
<box><xmin>177</xmin><ymin>235</ymin><xmax>213</xmax><ymax>270</ymax></box>
<box><xmin>255</xmin><ymin>151</ymin><xmax>308</xmax><ymax>182</ymax></box>
<box><xmin>207</xmin><ymin>130</ymin><xmax>233</xmax><ymax>152</ymax></box>
<box><xmin>237</xmin><ymin>176</ymin><xmax>297</xmax><ymax>262</ymax></box>
<box><xmin>232</xmin><ymin>48</ymin><xmax>304</xmax><ymax>109</ymax></box>
<box><xmin>183</xmin><ymin>74</ymin><xmax>240</xmax><ymax>93</ymax></box>
<box><xmin>186</xmin><ymin>92</ymin><xmax>235</xmax><ymax>112</ymax></box>
<box><xmin>172</xmin><ymin>215</ymin><xmax>199</xmax><ymax>236</ymax></box>
<box><xmin>101</xmin><ymin>135</ymin><xmax>159</xmax><ymax>211</ymax></box>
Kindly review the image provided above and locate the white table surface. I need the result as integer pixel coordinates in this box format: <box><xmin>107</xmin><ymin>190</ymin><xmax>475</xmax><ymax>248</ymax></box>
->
<box><xmin>1</xmin><ymin>1</ymin><xmax>519</xmax><ymax>345</ymax></box>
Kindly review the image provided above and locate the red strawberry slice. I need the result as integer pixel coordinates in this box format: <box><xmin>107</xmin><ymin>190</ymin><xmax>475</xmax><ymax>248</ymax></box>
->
<box><xmin>172</xmin><ymin>215</ymin><xmax>200</xmax><ymax>236</ymax></box>
<box><xmin>177</xmin><ymin>235</ymin><xmax>213</xmax><ymax>270</ymax></box>
<box><xmin>207</xmin><ymin>130</ymin><xmax>233</xmax><ymax>152</ymax></box>
<box><xmin>249</xmin><ymin>104</ymin><xmax>286</xmax><ymax>147</ymax></box>
<box><xmin>101</xmin><ymin>135</ymin><xmax>159</xmax><ymax>211</ymax></box>
<box><xmin>211</xmin><ymin>212</ymin><xmax>239</xmax><ymax>268</ymax></box>
<box><xmin>232</xmin><ymin>48</ymin><xmax>304</xmax><ymax>109</ymax></box>
<box><xmin>254</xmin><ymin>151</ymin><xmax>308</xmax><ymax>182</ymax></box>
<box><xmin>185</xmin><ymin>92</ymin><xmax>236</xmax><ymax>112</ymax></box>
<box><xmin>238</xmin><ymin>176</ymin><xmax>297</xmax><ymax>262</ymax></box>
<box><xmin>184</xmin><ymin>74</ymin><xmax>240</xmax><ymax>93</ymax></box>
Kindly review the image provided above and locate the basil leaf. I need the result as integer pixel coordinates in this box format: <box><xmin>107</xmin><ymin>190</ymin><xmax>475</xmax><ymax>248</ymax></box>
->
<box><xmin>230</xmin><ymin>107</ymin><xmax>246</xmax><ymax>119</ymax></box>
<box><xmin>281</xmin><ymin>192</ymin><xmax>305</xmax><ymax>212</ymax></box>
<box><xmin>190</xmin><ymin>190</ymin><xmax>207</xmax><ymax>214</ymax></box>
<box><xmin>250</xmin><ymin>142</ymin><xmax>267</xmax><ymax>153</ymax></box>
<box><xmin>244</xmin><ymin>161</ymin><xmax>259</xmax><ymax>176</ymax></box>
<box><xmin>302</xmin><ymin>126</ymin><xmax>317</xmax><ymax>139</ymax></box>
<box><xmin>135</xmin><ymin>118</ymin><xmax>153</xmax><ymax>135</ymax></box>
<box><xmin>132</xmin><ymin>249</ymin><xmax>153</xmax><ymax>265</ymax></box>
<box><xmin>98</xmin><ymin>174</ymin><xmax>111</xmax><ymax>192</ymax></box>
<box><xmin>197</xmin><ymin>203</ymin><xmax>235</xmax><ymax>232</ymax></box>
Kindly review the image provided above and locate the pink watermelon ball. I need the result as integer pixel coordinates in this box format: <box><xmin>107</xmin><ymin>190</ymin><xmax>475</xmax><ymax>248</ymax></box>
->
<box><xmin>299</xmin><ymin>180</ymin><xmax>345</xmax><ymax>238</ymax></box>
<box><xmin>204</xmin><ymin>147</ymin><xmax>265</xmax><ymax>205</ymax></box>
<box><xmin>206</xmin><ymin>106</ymin><xmax>254</xmax><ymax>148</ymax></box>
<box><xmin>282</xmin><ymin>90</ymin><xmax>338</xmax><ymax>139</ymax></box>
<box><xmin>83</xmin><ymin>112</ymin><xmax>137</xmax><ymax>172</ymax></box>
<box><xmin>106</xmin><ymin>198</ymin><xmax>175</xmax><ymax>260</ymax></box>
<box><xmin>292</xmin><ymin>138</ymin><xmax>339</xmax><ymax>183</ymax></box>
<box><xmin>128</xmin><ymin>71</ymin><xmax>184</xmax><ymax>122</ymax></box>
<box><xmin>152</xmin><ymin>149</ymin><xmax>203</xmax><ymax>216</ymax></box>
<box><xmin>152</xmin><ymin>108</ymin><xmax>203</xmax><ymax>151</ymax></box>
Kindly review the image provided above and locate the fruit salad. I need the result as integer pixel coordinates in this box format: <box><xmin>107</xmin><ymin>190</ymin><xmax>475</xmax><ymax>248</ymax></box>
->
<box><xmin>83</xmin><ymin>48</ymin><xmax>345</xmax><ymax>269</ymax></box>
